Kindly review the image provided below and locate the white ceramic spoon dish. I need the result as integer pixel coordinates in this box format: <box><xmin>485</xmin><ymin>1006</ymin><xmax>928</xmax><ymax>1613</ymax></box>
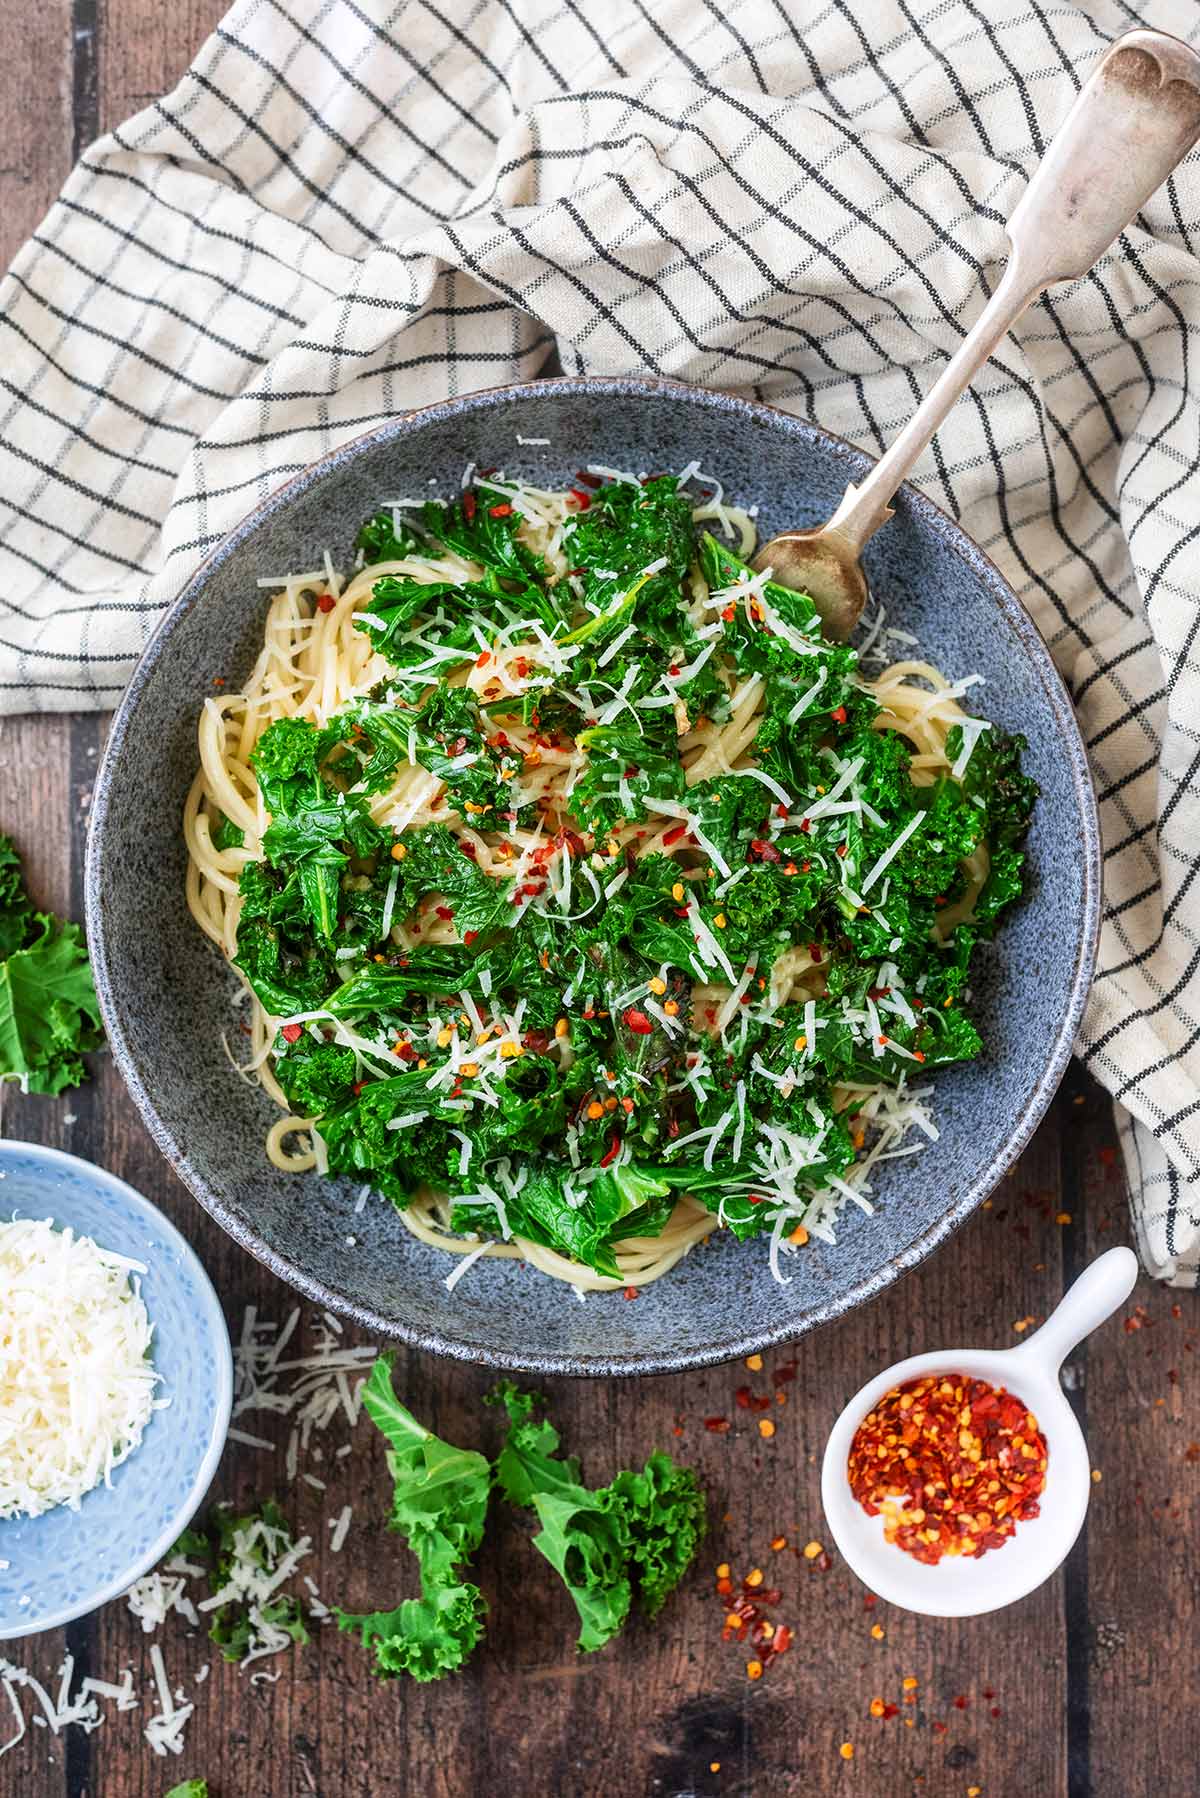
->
<box><xmin>820</xmin><ymin>1246</ymin><xmax>1139</xmax><ymax>1618</ymax></box>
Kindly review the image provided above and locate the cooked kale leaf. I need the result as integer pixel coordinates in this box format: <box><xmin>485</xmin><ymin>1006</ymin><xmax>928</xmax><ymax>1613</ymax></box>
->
<box><xmin>228</xmin><ymin>476</ymin><xmax>1036</xmax><ymax>1280</ymax></box>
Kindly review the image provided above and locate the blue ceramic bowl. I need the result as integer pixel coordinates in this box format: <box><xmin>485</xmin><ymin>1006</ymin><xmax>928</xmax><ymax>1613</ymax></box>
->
<box><xmin>86</xmin><ymin>377</ymin><xmax>1101</xmax><ymax>1375</ymax></box>
<box><xmin>0</xmin><ymin>1141</ymin><xmax>232</xmax><ymax>1638</ymax></box>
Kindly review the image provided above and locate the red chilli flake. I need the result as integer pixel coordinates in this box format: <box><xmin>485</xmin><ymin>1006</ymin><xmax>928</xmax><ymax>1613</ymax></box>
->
<box><xmin>488</xmin><ymin>502</ymin><xmax>514</xmax><ymax>518</ymax></box>
<box><xmin>662</xmin><ymin>823</ymin><xmax>689</xmax><ymax>846</ymax></box>
<box><xmin>463</xmin><ymin>930</ymin><xmax>479</xmax><ymax>945</ymax></box>
<box><xmin>567</xmin><ymin>489</ymin><xmax>592</xmax><ymax>511</ymax></box>
<box><xmin>280</xmin><ymin>1023</ymin><xmax>303</xmax><ymax>1044</ymax></box>
<box><xmin>434</xmin><ymin>905</ymin><xmax>455</xmax><ymax>921</ymax></box>
<box><xmin>574</xmin><ymin>469</ymin><xmax>603</xmax><ymax>489</ymax></box>
<box><xmin>847</xmin><ymin>1374</ymin><xmax>1048</xmax><ymax>1565</ymax></box>
<box><xmin>316</xmin><ymin>592</ymin><xmax>336</xmax><ymax>614</ymax></box>
<box><xmin>599</xmin><ymin>1132</ymin><xmax>623</xmax><ymax>1169</ymax></box>
<box><xmin>830</xmin><ymin>704</ymin><xmax>848</xmax><ymax>723</ymax></box>
<box><xmin>623</xmin><ymin>1008</ymin><xmax>654</xmax><ymax>1035</ymax></box>
<box><xmin>704</xmin><ymin>1417</ymin><xmax>731</xmax><ymax>1434</ymax></box>
<box><xmin>462</xmin><ymin>491</ymin><xmax>477</xmax><ymax>521</ymax></box>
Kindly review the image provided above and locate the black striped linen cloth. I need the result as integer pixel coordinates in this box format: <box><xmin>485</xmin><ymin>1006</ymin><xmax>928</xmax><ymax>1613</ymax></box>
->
<box><xmin>1</xmin><ymin>0</ymin><xmax>1197</xmax><ymax>1285</ymax></box>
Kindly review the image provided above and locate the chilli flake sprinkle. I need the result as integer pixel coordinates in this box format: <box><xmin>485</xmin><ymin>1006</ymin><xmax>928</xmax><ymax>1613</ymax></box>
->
<box><xmin>847</xmin><ymin>1374</ymin><xmax>1048</xmax><ymax>1564</ymax></box>
<box><xmin>713</xmin><ymin>1562</ymin><xmax>793</xmax><ymax>1674</ymax></box>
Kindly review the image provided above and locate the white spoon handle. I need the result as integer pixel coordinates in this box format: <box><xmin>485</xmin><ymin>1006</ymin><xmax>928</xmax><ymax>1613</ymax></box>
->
<box><xmin>1011</xmin><ymin>1247</ymin><xmax>1139</xmax><ymax>1375</ymax></box>
<box><xmin>823</xmin><ymin>29</ymin><xmax>1200</xmax><ymax>556</ymax></box>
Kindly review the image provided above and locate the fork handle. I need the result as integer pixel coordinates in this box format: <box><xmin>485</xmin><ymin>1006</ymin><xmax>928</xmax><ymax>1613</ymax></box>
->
<box><xmin>822</xmin><ymin>29</ymin><xmax>1200</xmax><ymax>555</ymax></box>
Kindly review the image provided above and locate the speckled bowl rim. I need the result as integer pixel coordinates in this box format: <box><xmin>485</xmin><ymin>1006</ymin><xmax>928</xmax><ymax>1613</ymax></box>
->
<box><xmin>87</xmin><ymin>375</ymin><xmax>1101</xmax><ymax>1376</ymax></box>
<box><xmin>0</xmin><ymin>1140</ymin><xmax>233</xmax><ymax>1638</ymax></box>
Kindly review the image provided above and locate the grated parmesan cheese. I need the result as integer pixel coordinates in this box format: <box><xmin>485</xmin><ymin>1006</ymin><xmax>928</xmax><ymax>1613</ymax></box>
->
<box><xmin>0</xmin><ymin>1218</ymin><xmax>166</xmax><ymax>1520</ymax></box>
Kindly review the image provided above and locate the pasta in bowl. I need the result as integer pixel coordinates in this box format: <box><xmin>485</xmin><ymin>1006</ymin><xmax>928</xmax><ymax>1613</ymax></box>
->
<box><xmin>89</xmin><ymin>376</ymin><xmax>1098</xmax><ymax>1372</ymax></box>
<box><xmin>186</xmin><ymin>461</ymin><xmax>1037</xmax><ymax>1299</ymax></box>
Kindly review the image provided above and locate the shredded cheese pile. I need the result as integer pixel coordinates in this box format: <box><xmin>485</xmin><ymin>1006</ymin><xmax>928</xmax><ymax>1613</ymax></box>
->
<box><xmin>0</xmin><ymin>1217</ymin><xmax>164</xmax><ymax>1519</ymax></box>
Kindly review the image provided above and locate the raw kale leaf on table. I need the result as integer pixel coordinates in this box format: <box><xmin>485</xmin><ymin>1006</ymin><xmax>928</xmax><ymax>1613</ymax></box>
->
<box><xmin>489</xmin><ymin>1381</ymin><xmax>707</xmax><ymax>1651</ymax></box>
<box><xmin>336</xmin><ymin>1357</ymin><xmax>705</xmax><ymax>1679</ymax></box>
<box><xmin>0</xmin><ymin>832</ymin><xmax>102</xmax><ymax>1096</ymax></box>
<box><xmin>231</xmin><ymin>472</ymin><xmax>1037</xmax><ymax>1278</ymax></box>
<box><xmin>334</xmin><ymin>1354</ymin><xmax>489</xmax><ymax>1681</ymax></box>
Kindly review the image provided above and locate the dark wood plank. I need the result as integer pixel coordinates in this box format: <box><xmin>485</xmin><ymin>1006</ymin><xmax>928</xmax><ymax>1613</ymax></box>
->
<box><xmin>1070</xmin><ymin>1071</ymin><xmax>1200</xmax><ymax>1798</ymax></box>
<box><xmin>0</xmin><ymin>0</ymin><xmax>74</xmax><ymax>251</ymax></box>
<box><xmin>99</xmin><ymin>0</ymin><xmax>228</xmax><ymax>123</ymax></box>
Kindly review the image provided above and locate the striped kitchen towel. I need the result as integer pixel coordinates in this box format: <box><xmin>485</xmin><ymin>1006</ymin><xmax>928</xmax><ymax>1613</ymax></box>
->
<box><xmin>1</xmin><ymin>0</ymin><xmax>1198</xmax><ymax>1283</ymax></box>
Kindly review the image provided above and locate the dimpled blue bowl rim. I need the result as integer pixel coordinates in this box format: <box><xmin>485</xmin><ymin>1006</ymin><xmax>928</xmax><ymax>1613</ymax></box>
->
<box><xmin>0</xmin><ymin>1141</ymin><xmax>232</xmax><ymax>1639</ymax></box>
<box><xmin>86</xmin><ymin>375</ymin><xmax>1101</xmax><ymax>1377</ymax></box>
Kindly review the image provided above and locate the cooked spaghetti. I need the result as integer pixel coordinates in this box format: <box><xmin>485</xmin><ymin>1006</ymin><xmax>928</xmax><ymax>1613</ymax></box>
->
<box><xmin>185</xmin><ymin>465</ymin><xmax>1036</xmax><ymax>1294</ymax></box>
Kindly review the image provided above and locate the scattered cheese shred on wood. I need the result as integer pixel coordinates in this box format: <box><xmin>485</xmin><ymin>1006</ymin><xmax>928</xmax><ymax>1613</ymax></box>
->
<box><xmin>0</xmin><ymin>1217</ymin><xmax>165</xmax><ymax>1519</ymax></box>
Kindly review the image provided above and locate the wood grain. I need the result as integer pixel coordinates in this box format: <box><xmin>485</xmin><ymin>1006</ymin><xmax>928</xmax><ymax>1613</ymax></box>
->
<box><xmin>0</xmin><ymin>0</ymin><xmax>74</xmax><ymax>247</ymax></box>
<box><xmin>1</xmin><ymin>6</ymin><xmax>1198</xmax><ymax>1797</ymax></box>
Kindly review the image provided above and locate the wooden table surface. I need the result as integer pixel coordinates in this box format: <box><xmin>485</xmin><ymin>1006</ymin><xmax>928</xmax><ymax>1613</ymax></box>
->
<box><xmin>1</xmin><ymin>7</ymin><xmax>1197</xmax><ymax>1796</ymax></box>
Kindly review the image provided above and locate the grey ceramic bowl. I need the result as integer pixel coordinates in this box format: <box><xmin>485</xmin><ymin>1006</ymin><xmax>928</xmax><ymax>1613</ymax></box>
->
<box><xmin>87</xmin><ymin>377</ymin><xmax>1100</xmax><ymax>1376</ymax></box>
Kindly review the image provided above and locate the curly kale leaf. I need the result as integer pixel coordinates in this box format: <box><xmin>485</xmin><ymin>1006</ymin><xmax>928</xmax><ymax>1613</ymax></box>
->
<box><xmin>489</xmin><ymin>1384</ymin><xmax>705</xmax><ymax>1651</ymax></box>
<box><xmin>807</xmin><ymin>998</ymin><xmax>983</xmax><ymax>1084</ymax></box>
<box><xmin>248</xmin><ymin>717</ymin><xmax>383</xmax><ymax>942</ymax></box>
<box><xmin>453</xmin><ymin>1162</ymin><xmax>673</xmax><ymax>1282</ymax></box>
<box><xmin>323</xmin><ymin>946</ymin><xmax>476</xmax><ymax>1015</ymax></box>
<box><xmin>571</xmin><ymin>719</ymin><xmax>686</xmax><ymax>837</ymax></box>
<box><xmin>488</xmin><ymin>1382</ymin><xmax>630</xmax><ymax>1650</ymax></box>
<box><xmin>272</xmin><ymin>1035</ymin><xmax>358</xmax><ymax>1114</ymax></box>
<box><xmin>408</xmin><ymin>686</ymin><xmax>527</xmax><ymax>830</ymax></box>
<box><xmin>955</xmin><ymin>725</ymin><xmax>1039</xmax><ymax>846</ymax></box>
<box><xmin>419</xmin><ymin>484</ymin><xmax>549</xmax><ymax>609</ymax></box>
<box><xmin>335</xmin><ymin>1356</ymin><xmax>490</xmax><ymax>1681</ymax></box>
<box><xmin>606</xmin><ymin>1452</ymin><xmax>708</xmax><ymax>1618</ymax></box>
<box><xmin>356</xmin><ymin>507</ymin><xmax>420</xmax><ymax>565</ymax></box>
<box><xmin>234</xmin><ymin>863</ymin><xmax>337</xmax><ymax>1016</ymax></box>
<box><xmin>0</xmin><ymin>911</ymin><xmax>102</xmax><ymax>1097</ymax></box>
<box><xmin>311</xmin><ymin>1072</ymin><xmax>462</xmax><ymax>1197</ymax></box>
<box><xmin>358</xmin><ymin>1355</ymin><xmax>491</xmax><ymax>1579</ymax></box>
<box><xmin>950</xmin><ymin>725</ymin><xmax>1039</xmax><ymax>930</ymax></box>
<box><xmin>0</xmin><ymin>835</ymin><xmax>31</xmax><ymax>960</ymax></box>
<box><xmin>561</xmin><ymin>476</ymin><xmax>695</xmax><ymax>646</ymax></box>
<box><xmin>488</xmin><ymin>1381</ymin><xmax>585</xmax><ymax>1507</ymax></box>
<box><xmin>353</xmin><ymin>575</ymin><xmax>459</xmax><ymax>666</ymax></box>
<box><xmin>390</xmin><ymin>823</ymin><xmax>514</xmax><ymax>938</ymax></box>
<box><xmin>0</xmin><ymin>834</ymin><xmax>102</xmax><ymax>1097</ymax></box>
<box><xmin>337</xmin><ymin>1581</ymin><xmax>485</xmax><ymax>1682</ymax></box>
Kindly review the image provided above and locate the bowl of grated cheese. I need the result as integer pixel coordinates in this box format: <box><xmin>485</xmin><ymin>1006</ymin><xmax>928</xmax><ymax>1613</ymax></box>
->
<box><xmin>0</xmin><ymin>1140</ymin><xmax>232</xmax><ymax>1639</ymax></box>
